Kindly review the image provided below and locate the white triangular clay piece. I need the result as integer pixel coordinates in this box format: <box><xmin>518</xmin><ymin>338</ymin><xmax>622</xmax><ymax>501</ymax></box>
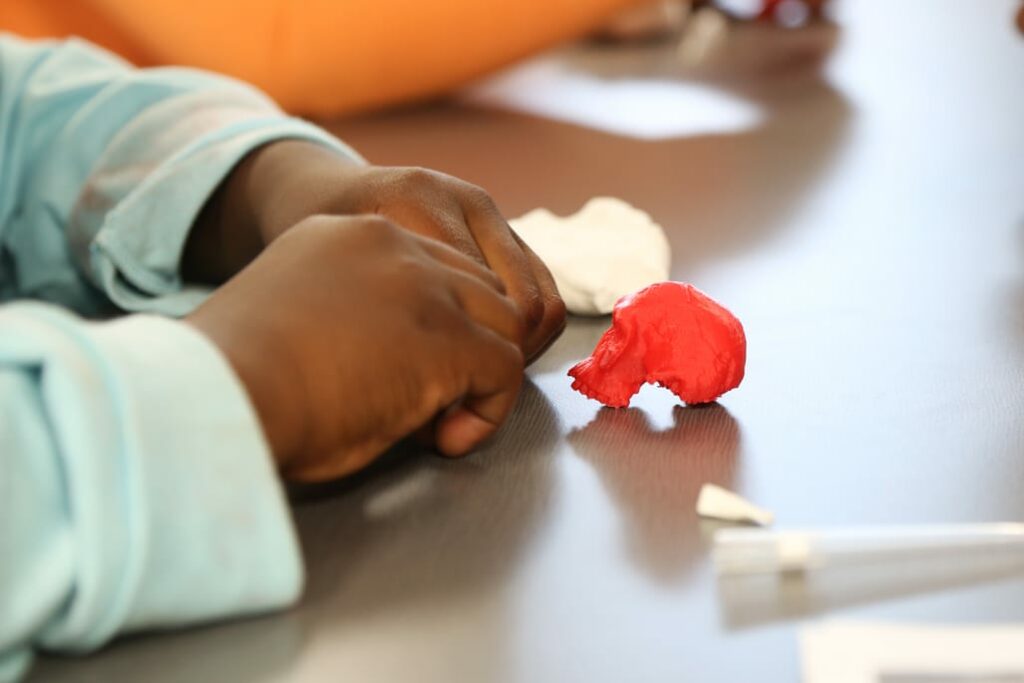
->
<box><xmin>697</xmin><ymin>483</ymin><xmax>774</xmax><ymax>526</ymax></box>
<box><xmin>509</xmin><ymin>197</ymin><xmax>671</xmax><ymax>316</ymax></box>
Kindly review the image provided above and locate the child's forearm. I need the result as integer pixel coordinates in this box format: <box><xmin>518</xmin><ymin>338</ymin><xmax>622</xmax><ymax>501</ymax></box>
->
<box><xmin>183</xmin><ymin>140</ymin><xmax>364</xmax><ymax>285</ymax></box>
<box><xmin>0</xmin><ymin>35</ymin><xmax>360</xmax><ymax>318</ymax></box>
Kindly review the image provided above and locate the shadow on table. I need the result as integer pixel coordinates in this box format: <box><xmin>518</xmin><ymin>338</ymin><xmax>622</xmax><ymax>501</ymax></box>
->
<box><xmin>284</xmin><ymin>380</ymin><xmax>559</xmax><ymax>669</ymax></box>
<box><xmin>30</xmin><ymin>610</ymin><xmax>308</xmax><ymax>683</ymax></box>
<box><xmin>568</xmin><ymin>403</ymin><xmax>740</xmax><ymax>585</ymax></box>
<box><xmin>32</xmin><ymin>382</ymin><xmax>560</xmax><ymax>683</ymax></box>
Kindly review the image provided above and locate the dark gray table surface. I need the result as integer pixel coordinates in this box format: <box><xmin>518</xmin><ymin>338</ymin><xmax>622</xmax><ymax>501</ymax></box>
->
<box><xmin>33</xmin><ymin>1</ymin><xmax>1024</xmax><ymax>681</ymax></box>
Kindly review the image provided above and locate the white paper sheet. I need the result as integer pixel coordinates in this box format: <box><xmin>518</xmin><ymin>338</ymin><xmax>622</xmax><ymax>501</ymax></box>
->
<box><xmin>801</xmin><ymin>621</ymin><xmax>1024</xmax><ymax>683</ymax></box>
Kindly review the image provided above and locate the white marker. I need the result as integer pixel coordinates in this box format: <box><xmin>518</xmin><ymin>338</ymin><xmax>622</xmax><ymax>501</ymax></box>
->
<box><xmin>697</xmin><ymin>483</ymin><xmax>774</xmax><ymax>526</ymax></box>
<box><xmin>713</xmin><ymin>523</ymin><xmax>1024</xmax><ymax>576</ymax></box>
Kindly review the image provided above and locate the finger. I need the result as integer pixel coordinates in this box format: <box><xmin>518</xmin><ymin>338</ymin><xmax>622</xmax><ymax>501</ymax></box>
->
<box><xmin>458</xmin><ymin>192</ymin><xmax>548</xmax><ymax>341</ymax></box>
<box><xmin>447</xmin><ymin>268</ymin><xmax>525</xmax><ymax>348</ymax></box>
<box><xmin>415</xmin><ymin>234</ymin><xmax>506</xmax><ymax>294</ymax></box>
<box><xmin>435</xmin><ymin>329</ymin><xmax>524</xmax><ymax>457</ymax></box>
<box><xmin>383</xmin><ymin>198</ymin><xmax>490</xmax><ymax>268</ymax></box>
<box><xmin>508</xmin><ymin>230</ymin><xmax>567</xmax><ymax>363</ymax></box>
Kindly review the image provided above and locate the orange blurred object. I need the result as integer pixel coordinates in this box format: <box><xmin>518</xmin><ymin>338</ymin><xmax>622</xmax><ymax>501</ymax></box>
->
<box><xmin>2</xmin><ymin>0</ymin><xmax>649</xmax><ymax>117</ymax></box>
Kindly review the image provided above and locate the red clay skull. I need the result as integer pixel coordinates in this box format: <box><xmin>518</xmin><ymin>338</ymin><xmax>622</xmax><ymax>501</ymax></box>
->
<box><xmin>569</xmin><ymin>282</ymin><xmax>746</xmax><ymax>407</ymax></box>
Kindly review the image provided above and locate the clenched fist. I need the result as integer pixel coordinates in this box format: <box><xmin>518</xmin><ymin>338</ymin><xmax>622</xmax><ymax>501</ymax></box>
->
<box><xmin>186</xmin><ymin>141</ymin><xmax>565</xmax><ymax>363</ymax></box>
<box><xmin>187</xmin><ymin>214</ymin><xmax>526</xmax><ymax>482</ymax></box>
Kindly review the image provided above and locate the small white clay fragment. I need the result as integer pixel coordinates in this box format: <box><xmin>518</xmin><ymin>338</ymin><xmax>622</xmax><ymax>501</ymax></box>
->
<box><xmin>697</xmin><ymin>483</ymin><xmax>774</xmax><ymax>526</ymax></box>
<box><xmin>509</xmin><ymin>197</ymin><xmax>671</xmax><ymax>316</ymax></box>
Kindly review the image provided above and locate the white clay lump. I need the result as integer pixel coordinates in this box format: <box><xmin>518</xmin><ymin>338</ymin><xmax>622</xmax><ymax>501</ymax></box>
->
<box><xmin>696</xmin><ymin>483</ymin><xmax>774</xmax><ymax>526</ymax></box>
<box><xmin>509</xmin><ymin>197</ymin><xmax>671</xmax><ymax>316</ymax></box>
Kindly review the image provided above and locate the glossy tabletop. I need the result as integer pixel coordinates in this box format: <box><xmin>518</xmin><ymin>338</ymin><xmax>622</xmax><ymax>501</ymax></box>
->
<box><xmin>33</xmin><ymin>1</ymin><xmax>1024</xmax><ymax>681</ymax></box>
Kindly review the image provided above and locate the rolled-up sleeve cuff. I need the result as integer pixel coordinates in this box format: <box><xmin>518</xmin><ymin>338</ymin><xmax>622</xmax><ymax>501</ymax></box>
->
<box><xmin>82</xmin><ymin>313</ymin><xmax>303</xmax><ymax>635</ymax></box>
<box><xmin>5</xmin><ymin>306</ymin><xmax>305</xmax><ymax>649</ymax></box>
<box><xmin>69</xmin><ymin>87</ymin><xmax>363</xmax><ymax>317</ymax></box>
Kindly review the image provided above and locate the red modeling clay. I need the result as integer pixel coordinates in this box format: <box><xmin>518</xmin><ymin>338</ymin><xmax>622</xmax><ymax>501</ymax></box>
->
<box><xmin>568</xmin><ymin>282</ymin><xmax>746</xmax><ymax>407</ymax></box>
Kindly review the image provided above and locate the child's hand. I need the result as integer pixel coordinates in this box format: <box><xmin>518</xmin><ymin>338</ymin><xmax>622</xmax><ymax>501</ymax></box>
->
<box><xmin>186</xmin><ymin>141</ymin><xmax>565</xmax><ymax>363</ymax></box>
<box><xmin>187</xmin><ymin>214</ymin><xmax>525</xmax><ymax>482</ymax></box>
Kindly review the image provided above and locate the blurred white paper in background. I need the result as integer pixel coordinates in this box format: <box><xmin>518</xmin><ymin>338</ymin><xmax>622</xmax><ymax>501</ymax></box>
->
<box><xmin>462</xmin><ymin>58</ymin><xmax>763</xmax><ymax>140</ymax></box>
<box><xmin>801</xmin><ymin>621</ymin><xmax>1024</xmax><ymax>683</ymax></box>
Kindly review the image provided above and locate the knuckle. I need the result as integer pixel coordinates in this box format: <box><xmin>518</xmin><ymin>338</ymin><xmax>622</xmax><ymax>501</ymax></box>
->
<box><xmin>547</xmin><ymin>295</ymin><xmax>568</xmax><ymax>331</ymax></box>
<box><xmin>394</xmin><ymin>255</ymin><xmax>431</xmax><ymax>285</ymax></box>
<box><xmin>399</xmin><ymin>166</ymin><xmax>443</xmax><ymax>192</ymax></box>
<box><xmin>414</xmin><ymin>290</ymin><xmax>462</xmax><ymax>333</ymax></box>
<box><xmin>353</xmin><ymin>214</ymin><xmax>415</xmax><ymax>251</ymax></box>
<box><xmin>520</xmin><ymin>290</ymin><xmax>546</xmax><ymax>328</ymax></box>
<box><xmin>286</xmin><ymin>213</ymin><xmax>341</xmax><ymax>239</ymax></box>
<box><xmin>419</xmin><ymin>378</ymin><xmax>449</xmax><ymax>416</ymax></box>
<box><xmin>356</xmin><ymin>213</ymin><xmax>401</xmax><ymax>235</ymax></box>
<box><xmin>462</xmin><ymin>184</ymin><xmax>500</xmax><ymax>214</ymax></box>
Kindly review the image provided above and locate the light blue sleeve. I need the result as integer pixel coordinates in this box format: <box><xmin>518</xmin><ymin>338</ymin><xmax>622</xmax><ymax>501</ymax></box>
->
<box><xmin>0</xmin><ymin>304</ymin><xmax>302</xmax><ymax>682</ymax></box>
<box><xmin>0</xmin><ymin>33</ymin><xmax>363</xmax><ymax>316</ymax></box>
<box><xmin>0</xmin><ymin>35</ymin><xmax>366</xmax><ymax>680</ymax></box>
